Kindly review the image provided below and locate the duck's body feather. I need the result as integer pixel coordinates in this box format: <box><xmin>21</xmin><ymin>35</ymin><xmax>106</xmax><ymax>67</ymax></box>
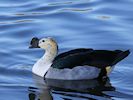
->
<box><xmin>52</xmin><ymin>49</ymin><xmax>129</xmax><ymax>69</ymax></box>
<box><xmin>45</xmin><ymin>66</ymin><xmax>101</xmax><ymax>80</ymax></box>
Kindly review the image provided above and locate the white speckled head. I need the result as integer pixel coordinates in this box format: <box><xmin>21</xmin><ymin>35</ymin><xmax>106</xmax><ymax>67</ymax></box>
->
<box><xmin>39</xmin><ymin>37</ymin><xmax>58</xmax><ymax>51</ymax></box>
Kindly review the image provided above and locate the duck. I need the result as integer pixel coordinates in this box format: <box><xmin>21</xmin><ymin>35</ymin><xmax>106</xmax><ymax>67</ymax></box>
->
<box><xmin>29</xmin><ymin>37</ymin><xmax>130</xmax><ymax>80</ymax></box>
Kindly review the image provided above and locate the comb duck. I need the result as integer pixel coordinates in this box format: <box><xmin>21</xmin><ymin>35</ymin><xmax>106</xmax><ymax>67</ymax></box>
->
<box><xmin>29</xmin><ymin>37</ymin><xmax>130</xmax><ymax>80</ymax></box>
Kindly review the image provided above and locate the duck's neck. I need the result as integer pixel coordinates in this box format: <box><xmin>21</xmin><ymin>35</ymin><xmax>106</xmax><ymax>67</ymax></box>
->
<box><xmin>41</xmin><ymin>46</ymin><xmax>58</xmax><ymax>63</ymax></box>
<box><xmin>32</xmin><ymin>45</ymin><xmax>58</xmax><ymax>77</ymax></box>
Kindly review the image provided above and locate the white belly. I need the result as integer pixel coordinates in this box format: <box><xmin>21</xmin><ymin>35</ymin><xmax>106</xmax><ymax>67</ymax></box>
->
<box><xmin>45</xmin><ymin>66</ymin><xmax>101</xmax><ymax>80</ymax></box>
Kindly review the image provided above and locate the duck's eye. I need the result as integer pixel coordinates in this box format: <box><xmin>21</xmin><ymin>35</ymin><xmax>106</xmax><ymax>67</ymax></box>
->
<box><xmin>42</xmin><ymin>40</ymin><xmax>45</xmax><ymax>42</ymax></box>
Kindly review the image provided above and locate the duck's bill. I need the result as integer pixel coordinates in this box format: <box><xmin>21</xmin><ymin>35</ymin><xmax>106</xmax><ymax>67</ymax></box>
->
<box><xmin>29</xmin><ymin>37</ymin><xmax>40</xmax><ymax>48</ymax></box>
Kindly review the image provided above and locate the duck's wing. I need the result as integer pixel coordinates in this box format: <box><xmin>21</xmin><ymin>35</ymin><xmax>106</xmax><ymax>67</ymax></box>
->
<box><xmin>51</xmin><ymin>49</ymin><xmax>130</xmax><ymax>69</ymax></box>
<box><xmin>54</xmin><ymin>48</ymin><xmax>93</xmax><ymax>61</ymax></box>
<box><xmin>84</xmin><ymin>50</ymin><xmax>130</xmax><ymax>67</ymax></box>
<box><xmin>52</xmin><ymin>48</ymin><xmax>93</xmax><ymax>69</ymax></box>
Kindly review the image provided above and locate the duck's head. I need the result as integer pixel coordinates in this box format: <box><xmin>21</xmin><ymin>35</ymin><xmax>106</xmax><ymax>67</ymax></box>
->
<box><xmin>29</xmin><ymin>37</ymin><xmax>58</xmax><ymax>51</ymax></box>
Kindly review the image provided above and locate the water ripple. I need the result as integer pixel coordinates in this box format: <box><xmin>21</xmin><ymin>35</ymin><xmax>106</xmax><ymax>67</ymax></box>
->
<box><xmin>0</xmin><ymin>0</ymin><xmax>133</xmax><ymax>100</ymax></box>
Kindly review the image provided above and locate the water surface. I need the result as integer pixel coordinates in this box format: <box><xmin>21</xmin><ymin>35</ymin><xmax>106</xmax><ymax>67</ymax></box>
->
<box><xmin>0</xmin><ymin>0</ymin><xmax>133</xmax><ymax>100</ymax></box>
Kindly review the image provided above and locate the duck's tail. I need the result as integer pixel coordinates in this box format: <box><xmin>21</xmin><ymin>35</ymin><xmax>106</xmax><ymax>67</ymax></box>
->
<box><xmin>111</xmin><ymin>50</ymin><xmax>130</xmax><ymax>66</ymax></box>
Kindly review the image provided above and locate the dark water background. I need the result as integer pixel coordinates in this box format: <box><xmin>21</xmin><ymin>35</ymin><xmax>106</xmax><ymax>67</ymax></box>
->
<box><xmin>0</xmin><ymin>0</ymin><xmax>133</xmax><ymax>100</ymax></box>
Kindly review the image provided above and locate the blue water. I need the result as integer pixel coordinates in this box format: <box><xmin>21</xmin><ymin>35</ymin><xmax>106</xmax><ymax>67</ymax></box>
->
<box><xmin>0</xmin><ymin>0</ymin><xmax>133</xmax><ymax>100</ymax></box>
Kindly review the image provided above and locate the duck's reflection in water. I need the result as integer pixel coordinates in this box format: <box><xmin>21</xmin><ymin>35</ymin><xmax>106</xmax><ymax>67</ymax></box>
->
<box><xmin>28</xmin><ymin>74</ymin><xmax>53</xmax><ymax>100</ymax></box>
<box><xmin>28</xmin><ymin>75</ymin><xmax>115</xmax><ymax>100</ymax></box>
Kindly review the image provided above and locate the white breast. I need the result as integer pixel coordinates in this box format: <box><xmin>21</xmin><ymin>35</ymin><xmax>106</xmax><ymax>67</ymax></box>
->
<box><xmin>32</xmin><ymin>59</ymin><xmax>52</xmax><ymax>77</ymax></box>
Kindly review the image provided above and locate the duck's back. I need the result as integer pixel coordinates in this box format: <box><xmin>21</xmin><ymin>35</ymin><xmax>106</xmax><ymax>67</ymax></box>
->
<box><xmin>51</xmin><ymin>49</ymin><xmax>130</xmax><ymax>69</ymax></box>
